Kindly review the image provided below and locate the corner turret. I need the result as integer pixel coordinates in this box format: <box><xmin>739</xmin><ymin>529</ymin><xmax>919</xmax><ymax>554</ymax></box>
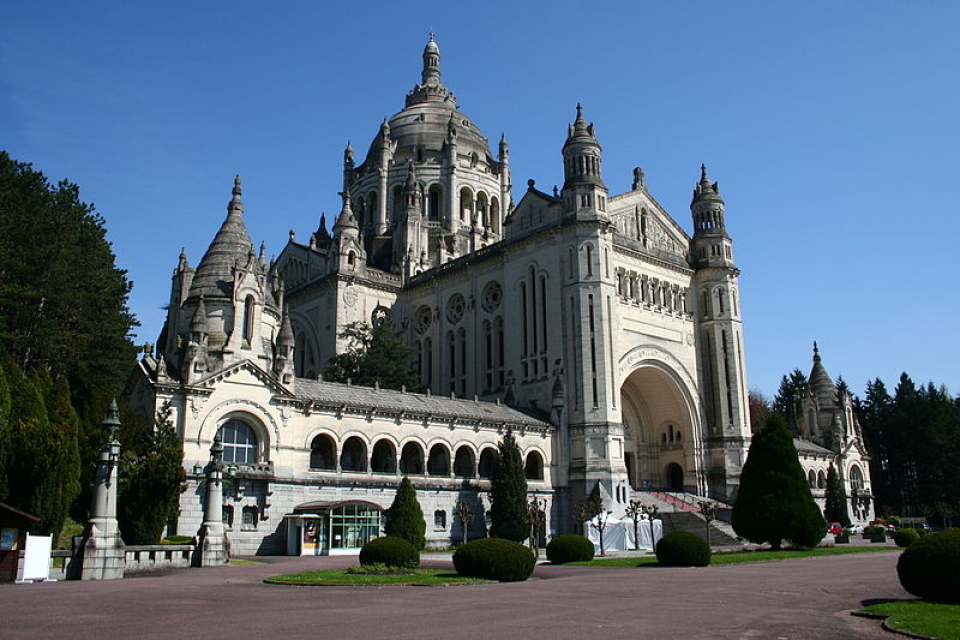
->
<box><xmin>560</xmin><ymin>104</ymin><xmax>608</xmax><ymax>217</ymax></box>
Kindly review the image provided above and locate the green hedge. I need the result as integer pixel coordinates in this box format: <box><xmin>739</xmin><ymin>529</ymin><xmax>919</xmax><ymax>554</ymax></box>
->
<box><xmin>893</xmin><ymin>528</ymin><xmax>921</xmax><ymax>548</ymax></box>
<box><xmin>545</xmin><ymin>534</ymin><xmax>595</xmax><ymax>564</ymax></box>
<box><xmin>359</xmin><ymin>536</ymin><xmax>419</xmax><ymax>570</ymax></box>
<box><xmin>453</xmin><ymin>538</ymin><xmax>536</xmax><ymax>582</ymax></box>
<box><xmin>897</xmin><ymin>529</ymin><xmax>960</xmax><ymax>603</ymax></box>
<box><xmin>655</xmin><ymin>531</ymin><xmax>711</xmax><ymax>567</ymax></box>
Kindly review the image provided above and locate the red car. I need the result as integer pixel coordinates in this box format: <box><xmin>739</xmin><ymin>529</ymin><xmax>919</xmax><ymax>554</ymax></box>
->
<box><xmin>829</xmin><ymin>522</ymin><xmax>845</xmax><ymax>535</ymax></box>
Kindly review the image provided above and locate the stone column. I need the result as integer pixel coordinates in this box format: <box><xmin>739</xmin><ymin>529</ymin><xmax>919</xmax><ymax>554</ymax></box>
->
<box><xmin>79</xmin><ymin>400</ymin><xmax>126</xmax><ymax>580</ymax></box>
<box><xmin>194</xmin><ymin>434</ymin><xmax>230</xmax><ymax>567</ymax></box>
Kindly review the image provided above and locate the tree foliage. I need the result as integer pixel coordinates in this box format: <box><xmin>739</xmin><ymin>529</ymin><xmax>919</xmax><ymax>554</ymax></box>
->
<box><xmin>0</xmin><ymin>152</ymin><xmax>138</xmax><ymax>524</ymax></box>
<box><xmin>0</xmin><ymin>363</ymin><xmax>81</xmax><ymax>537</ymax></box>
<box><xmin>0</xmin><ymin>151</ymin><xmax>137</xmax><ymax>401</ymax></box>
<box><xmin>857</xmin><ymin>373</ymin><xmax>960</xmax><ymax>523</ymax></box>
<box><xmin>489</xmin><ymin>429</ymin><xmax>530</xmax><ymax>543</ymax></box>
<box><xmin>117</xmin><ymin>404</ymin><xmax>186</xmax><ymax>544</ymax></box>
<box><xmin>732</xmin><ymin>414</ymin><xmax>827</xmax><ymax>549</ymax></box>
<box><xmin>384</xmin><ymin>476</ymin><xmax>426</xmax><ymax>550</ymax></box>
<box><xmin>323</xmin><ymin>321</ymin><xmax>420</xmax><ymax>392</ymax></box>
<box><xmin>773</xmin><ymin>369</ymin><xmax>809</xmax><ymax>426</ymax></box>
<box><xmin>823</xmin><ymin>463</ymin><xmax>851</xmax><ymax>527</ymax></box>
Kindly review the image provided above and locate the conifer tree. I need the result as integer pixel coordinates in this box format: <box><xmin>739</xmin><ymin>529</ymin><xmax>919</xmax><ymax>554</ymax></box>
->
<box><xmin>324</xmin><ymin>322</ymin><xmax>420</xmax><ymax>392</ymax></box>
<box><xmin>385</xmin><ymin>476</ymin><xmax>426</xmax><ymax>549</ymax></box>
<box><xmin>489</xmin><ymin>429</ymin><xmax>530</xmax><ymax>542</ymax></box>
<box><xmin>116</xmin><ymin>403</ymin><xmax>186</xmax><ymax>544</ymax></box>
<box><xmin>732</xmin><ymin>414</ymin><xmax>827</xmax><ymax>549</ymax></box>
<box><xmin>823</xmin><ymin>462</ymin><xmax>851</xmax><ymax>527</ymax></box>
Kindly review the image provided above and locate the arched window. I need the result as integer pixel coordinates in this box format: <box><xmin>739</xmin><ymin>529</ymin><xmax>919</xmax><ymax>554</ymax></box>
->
<box><xmin>477</xmin><ymin>192</ymin><xmax>489</xmax><ymax>228</ymax></box>
<box><xmin>219</xmin><ymin>419</ymin><xmax>257</xmax><ymax>464</ymax></box>
<box><xmin>808</xmin><ymin>469</ymin><xmax>816</xmax><ymax>488</ymax></box>
<box><xmin>478</xmin><ymin>448</ymin><xmax>497</xmax><ymax>479</ymax></box>
<box><xmin>400</xmin><ymin>442</ymin><xmax>424</xmax><ymax>475</ymax></box>
<box><xmin>454</xmin><ymin>446</ymin><xmax>475</xmax><ymax>477</ymax></box>
<box><xmin>434</xmin><ymin>510</ymin><xmax>447</xmax><ymax>530</ymax></box>
<box><xmin>428</xmin><ymin>184</ymin><xmax>442</xmax><ymax>221</ymax></box>
<box><xmin>491</xmin><ymin>197</ymin><xmax>500</xmax><ymax>234</ymax></box>
<box><xmin>340</xmin><ymin>436</ymin><xmax>367</xmax><ymax>472</ymax></box>
<box><xmin>459</xmin><ymin>187</ymin><xmax>473</xmax><ymax>223</ymax></box>
<box><xmin>310</xmin><ymin>434</ymin><xmax>336</xmax><ymax>470</ymax></box>
<box><xmin>850</xmin><ymin>465</ymin><xmax>864</xmax><ymax>490</ymax></box>
<box><xmin>222</xmin><ymin>505</ymin><xmax>234</xmax><ymax>529</ymax></box>
<box><xmin>371</xmin><ymin>439</ymin><xmax>397</xmax><ymax>473</ymax></box>
<box><xmin>524</xmin><ymin>451</ymin><xmax>544</xmax><ymax>480</ymax></box>
<box><xmin>392</xmin><ymin>185</ymin><xmax>403</xmax><ymax>223</ymax></box>
<box><xmin>427</xmin><ymin>444</ymin><xmax>450</xmax><ymax>476</ymax></box>
<box><xmin>817</xmin><ymin>470</ymin><xmax>826</xmax><ymax>489</ymax></box>
<box><xmin>241</xmin><ymin>296</ymin><xmax>255</xmax><ymax>346</ymax></box>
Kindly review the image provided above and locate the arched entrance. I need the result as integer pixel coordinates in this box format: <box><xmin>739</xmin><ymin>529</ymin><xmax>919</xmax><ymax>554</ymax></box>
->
<box><xmin>620</xmin><ymin>363</ymin><xmax>698</xmax><ymax>493</ymax></box>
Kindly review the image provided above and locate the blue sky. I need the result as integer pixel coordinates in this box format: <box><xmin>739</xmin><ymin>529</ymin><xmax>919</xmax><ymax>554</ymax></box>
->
<box><xmin>2</xmin><ymin>2</ymin><xmax>957</xmax><ymax>398</ymax></box>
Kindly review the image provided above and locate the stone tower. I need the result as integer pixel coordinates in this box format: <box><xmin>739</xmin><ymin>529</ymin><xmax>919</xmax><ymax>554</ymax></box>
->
<box><xmin>690</xmin><ymin>165</ymin><xmax>751</xmax><ymax>498</ymax></box>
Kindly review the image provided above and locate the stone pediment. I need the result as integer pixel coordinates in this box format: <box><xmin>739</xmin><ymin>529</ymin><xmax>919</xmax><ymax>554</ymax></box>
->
<box><xmin>194</xmin><ymin>360</ymin><xmax>294</xmax><ymax>397</ymax></box>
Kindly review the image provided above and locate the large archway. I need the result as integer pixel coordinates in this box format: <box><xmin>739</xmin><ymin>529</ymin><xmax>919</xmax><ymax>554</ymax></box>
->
<box><xmin>620</xmin><ymin>363</ymin><xmax>699</xmax><ymax>493</ymax></box>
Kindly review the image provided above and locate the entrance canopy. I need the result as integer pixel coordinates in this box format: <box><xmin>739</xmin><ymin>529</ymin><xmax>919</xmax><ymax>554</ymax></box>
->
<box><xmin>292</xmin><ymin>499</ymin><xmax>384</xmax><ymax>514</ymax></box>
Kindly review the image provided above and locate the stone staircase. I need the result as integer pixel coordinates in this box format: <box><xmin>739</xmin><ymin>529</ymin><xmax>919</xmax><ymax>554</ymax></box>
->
<box><xmin>632</xmin><ymin>491</ymin><xmax>741</xmax><ymax>547</ymax></box>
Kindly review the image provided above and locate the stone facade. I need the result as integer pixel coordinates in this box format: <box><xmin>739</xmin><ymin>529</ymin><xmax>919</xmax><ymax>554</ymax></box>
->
<box><xmin>126</xmin><ymin>37</ymin><xmax>757</xmax><ymax>555</ymax></box>
<box><xmin>792</xmin><ymin>344</ymin><xmax>875</xmax><ymax>525</ymax></box>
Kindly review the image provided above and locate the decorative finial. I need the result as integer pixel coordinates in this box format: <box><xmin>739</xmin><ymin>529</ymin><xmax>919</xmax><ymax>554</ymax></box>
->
<box><xmin>233</xmin><ymin>174</ymin><xmax>242</xmax><ymax>197</ymax></box>
<box><xmin>429</xmin><ymin>30</ymin><xmax>435</xmax><ymax>41</ymax></box>
<box><xmin>700</xmin><ymin>163</ymin><xmax>708</xmax><ymax>181</ymax></box>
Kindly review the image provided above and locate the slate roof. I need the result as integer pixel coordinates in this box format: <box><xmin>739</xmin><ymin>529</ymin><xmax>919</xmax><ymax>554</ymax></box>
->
<box><xmin>293</xmin><ymin>378</ymin><xmax>551</xmax><ymax>428</ymax></box>
<box><xmin>793</xmin><ymin>438</ymin><xmax>835</xmax><ymax>456</ymax></box>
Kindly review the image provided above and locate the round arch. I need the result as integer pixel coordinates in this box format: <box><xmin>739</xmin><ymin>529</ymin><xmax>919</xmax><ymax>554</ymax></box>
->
<box><xmin>619</xmin><ymin>359</ymin><xmax>700</xmax><ymax>493</ymax></box>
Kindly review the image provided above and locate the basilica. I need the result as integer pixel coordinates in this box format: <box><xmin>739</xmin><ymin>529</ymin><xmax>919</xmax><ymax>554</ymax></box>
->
<box><xmin>126</xmin><ymin>37</ymin><xmax>869</xmax><ymax>555</ymax></box>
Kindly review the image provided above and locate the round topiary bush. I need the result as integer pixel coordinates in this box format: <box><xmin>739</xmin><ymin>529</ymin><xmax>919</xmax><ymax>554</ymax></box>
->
<box><xmin>359</xmin><ymin>536</ymin><xmax>419</xmax><ymax>570</ymax></box>
<box><xmin>655</xmin><ymin>531</ymin><xmax>711</xmax><ymax>567</ymax></box>
<box><xmin>453</xmin><ymin>537</ymin><xmax>536</xmax><ymax>582</ymax></box>
<box><xmin>897</xmin><ymin>529</ymin><xmax>960</xmax><ymax>603</ymax></box>
<box><xmin>545</xmin><ymin>534</ymin><xmax>595</xmax><ymax>564</ymax></box>
<box><xmin>893</xmin><ymin>527</ymin><xmax>921</xmax><ymax>548</ymax></box>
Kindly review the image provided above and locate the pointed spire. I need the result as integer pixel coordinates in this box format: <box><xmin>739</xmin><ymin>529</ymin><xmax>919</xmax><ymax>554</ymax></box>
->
<box><xmin>277</xmin><ymin>305</ymin><xmax>294</xmax><ymax>348</ymax></box>
<box><xmin>344</xmin><ymin>140</ymin><xmax>354</xmax><ymax>166</ymax></box>
<box><xmin>691</xmin><ymin>163</ymin><xmax>723</xmax><ymax>205</ymax></box>
<box><xmin>422</xmin><ymin>33</ymin><xmax>441</xmax><ymax>85</ymax></box>
<box><xmin>178</xmin><ymin>247</ymin><xmax>189</xmax><ymax>270</ymax></box>
<box><xmin>333</xmin><ymin>190</ymin><xmax>359</xmax><ymax>232</ymax></box>
<box><xmin>191</xmin><ymin>296</ymin><xmax>208</xmax><ymax>334</ymax></box>
<box><xmin>229</xmin><ymin>174</ymin><xmax>243</xmax><ymax>212</ymax></box>
<box><xmin>189</xmin><ymin>175</ymin><xmax>255</xmax><ymax>299</ymax></box>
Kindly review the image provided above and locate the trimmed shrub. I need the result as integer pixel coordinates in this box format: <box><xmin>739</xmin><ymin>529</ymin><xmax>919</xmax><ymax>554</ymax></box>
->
<box><xmin>359</xmin><ymin>536</ymin><xmax>419</xmax><ymax>570</ymax></box>
<box><xmin>655</xmin><ymin>531</ymin><xmax>711</xmax><ymax>567</ymax></box>
<box><xmin>897</xmin><ymin>529</ymin><xmax>960</xmax><ymax>603</ymax></box>
<box><xmin>545</xmin><ymin>534</ymin><xmax>595</xmax><ymax>564</ymax></box>
<box><xmin>385</xmin><ymin>477</ymin><xmax>426</xmax><ymax>550</ymax></box>
<box><xmin>453</xmin><ymin>538</ymin><xmax>536</xmax><ymax>582</ymax></box>
<box><xmin>893</xmin><ymin>528</ymin><xmax>920</xmax><ymax>548</ymax></box>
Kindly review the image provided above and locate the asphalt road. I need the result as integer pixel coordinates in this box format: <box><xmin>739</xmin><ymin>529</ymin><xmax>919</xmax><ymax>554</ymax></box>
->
<box><xmin>0</xmin><ymin>551</ymin><xmax>908</xmax><ymax>639</ymax></box>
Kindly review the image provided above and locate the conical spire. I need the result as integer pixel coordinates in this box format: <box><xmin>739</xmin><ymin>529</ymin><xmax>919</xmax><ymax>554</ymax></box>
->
<box><xmin>334</xmin><ymin>190</ymin><xmax>359</xmax><ymax>232</ymax></box>
<box><xmin>344</xmin><ymin>140</ymin><xmax>354</xmax><ymax>167</ymax></box>
<box><xmin>809</xmin><ymin>341</ymin><xmax>837</xmax><ymax>408</ymax></box>
<box><xmin>277</xmin><ymin>305</ymin><xmax>294</xmax><ymax>348</ymax></box>
<box><xmin>692</xmin><ymin>163</ymin><xmax>723</xmax><ymax>204</ymax></box>
<box><xmin>190</xmin><ymin>296</ymin><xmax>208</xmax><ymax>334</ymax></box>
<box><xmin>189</xmin><ymin>175</ymin><xmax>255</xmax><ymax>299</ymax></box>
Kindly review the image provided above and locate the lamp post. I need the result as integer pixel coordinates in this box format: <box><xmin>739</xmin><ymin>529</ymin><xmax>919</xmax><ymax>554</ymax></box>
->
<box><xmin>698</xmin><ymin>500</ymin><xmax>717</xmax><ymax>549</ymax></box>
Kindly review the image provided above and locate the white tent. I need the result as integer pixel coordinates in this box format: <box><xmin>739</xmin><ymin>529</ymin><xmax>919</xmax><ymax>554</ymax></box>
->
<box><xmin>585</xmin><ymin>516</ymin><xmax>664</xmax><ymax>552</ymax></box>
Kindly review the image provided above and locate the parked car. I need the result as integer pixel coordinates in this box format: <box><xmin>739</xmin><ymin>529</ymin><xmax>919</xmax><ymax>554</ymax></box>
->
<box><xmin>846</xmin><ymin>524</ymin><xmax>864</xmax><ymax>534</ymax></box>
<box><xmin>829</xmin><ymin>522</ymin><xmax>845</xmax><ymax>535</ymax></box>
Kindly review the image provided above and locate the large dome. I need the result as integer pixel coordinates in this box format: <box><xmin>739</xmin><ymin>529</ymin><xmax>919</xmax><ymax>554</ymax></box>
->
<box><xmin>360</xmin><ymin>37</ymin><xmax>493</xmax><ymax>169</ymax></box>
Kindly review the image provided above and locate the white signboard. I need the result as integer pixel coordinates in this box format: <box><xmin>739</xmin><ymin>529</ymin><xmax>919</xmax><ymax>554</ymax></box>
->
<box><xmin>22</xmin><ymin>533</ymin><xmax>52</xmax><ymax>581</ymax></box>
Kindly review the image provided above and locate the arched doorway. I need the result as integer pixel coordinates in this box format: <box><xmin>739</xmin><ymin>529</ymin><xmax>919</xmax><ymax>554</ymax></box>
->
<box><xmin>620</xmin><ymin>363</ymin><xmax>698</xmax><ymax>493</ymax></box>
<box><xmin>665</xmin><ymin>463</ymin><xmax>684</xmax><ymax>491</ymax></box>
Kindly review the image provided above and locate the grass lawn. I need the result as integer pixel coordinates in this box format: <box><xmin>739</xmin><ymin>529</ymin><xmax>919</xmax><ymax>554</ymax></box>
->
<box><xmin>569</xmin><ymin>545</ymin><xmax>897</xmax><ymax>567</ymax></box>
<box><xmin>265</xmin><ymin>568</ymin><xmax>488</xmax><ymax>586</ymax></box>
<box><xmin>860</xmin><ymin>600</ymin><xmax>960</xmax><ymax>640</ymax></box>
<box><xmin>229</xmin><ymin>558</ymin><xmax>266</xmax><ymax>567</ymax></box>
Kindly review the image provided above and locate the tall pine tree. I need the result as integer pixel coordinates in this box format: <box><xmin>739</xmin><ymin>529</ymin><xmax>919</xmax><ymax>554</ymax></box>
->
<box><xmin>489</xmin><ymin>429</ymin><xmax>530</xmax><ymax>542</ymax></box>
<box><xmin>732</xmin><ymin>414</ymin><xmax>827</xmax><ymax>549</ymax></box>
<box><xmin>823</xmin><ymin>463</ymin><xmax>851</xmax><ymax>527</ymax></box>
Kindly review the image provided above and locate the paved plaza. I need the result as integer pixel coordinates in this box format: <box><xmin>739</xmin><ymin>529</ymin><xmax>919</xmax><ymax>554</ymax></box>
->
<box><xmin>1</xmin><ymin>550</ymin><xmax>907</xmax><ymax>639</ymax></box>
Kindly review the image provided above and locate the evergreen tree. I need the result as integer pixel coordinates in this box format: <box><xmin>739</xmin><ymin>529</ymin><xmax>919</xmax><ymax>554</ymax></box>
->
<box><xmin>0</xmin><ymin>363</ymin><xmax>77</xmax><ymax>536</ymax></box>
<box><xmin>324</xmin><ymin>322</ymin><xmax>420</xmax><ymax>392</ymax></box>
<box><xmin>117</xmin><ymin>403</ymin><xmax>186</xmax><ymax>544</ymax></box>
<box><xmin>489</xmin><ymin>429</ymin><xmax>530</xmax><ymax>542</ymax></box>
<box><xmin>384</xmin><ymin>476</ymin><xmax>426</xmax><ymax>549</ymax></box>
<box><xmin>773</xmin><ymin>369</ymin><xmax>809</xmax><ymax>429</ymax></box>
<box><xmin>732</xmin><ymin>414</ymin><xmax>827</xmax><ymax>549</ymax></box>
<box><xmin>823</xmin><ymin>463</ymin><xmax>851</xmax><ymax>527</ymax></box>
